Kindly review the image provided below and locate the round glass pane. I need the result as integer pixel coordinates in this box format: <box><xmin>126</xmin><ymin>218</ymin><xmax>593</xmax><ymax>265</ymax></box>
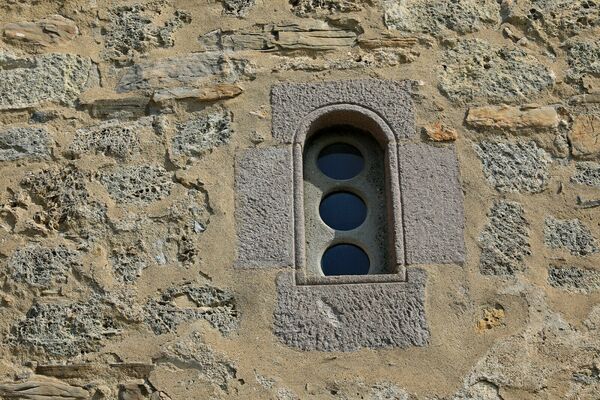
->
<box><xmin>317</xmin><ymin>143</ymin><xmax>364</xmax><ymax>180</ymax></box>
<box><xmin>319</xmin><ymin>192</ymin><xmax>367</xmax><ymax>231</ymax></box>
<box><xmin>321</xmin><ymin>244</ymin><xmax>370</xmax><ymax>276</ymax></box>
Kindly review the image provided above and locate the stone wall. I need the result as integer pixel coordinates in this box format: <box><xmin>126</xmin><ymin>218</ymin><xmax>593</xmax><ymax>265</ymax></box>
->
<box><xmin>0</xmin><ymin>0</ymin><xmax>599</xmax><ymax>399</ymax></box>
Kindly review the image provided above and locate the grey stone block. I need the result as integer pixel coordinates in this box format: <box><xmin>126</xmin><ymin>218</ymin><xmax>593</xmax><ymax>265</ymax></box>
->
<box><xmin>273</xmin><ymin>268</ymin><xmax>429</xmax><ymax>351</ymax></box>
<box><xmin>439</xmin><ymin>39</ymin><xmax>554</xmax><ymax>104</ymax></box>
<box><xmin>399</xmin><ymin>143</ymin><xmax>465</xmax><ymax>264</ymax></box>
<box><xmin>271</xmin><ymin>79</ymin><xmax>415</xmax><ymax>143</ymax></box>
<box><xmin>0</xmin><ymin>52</ymin><xmax>95</xmax><ymax>110</ymax></box>
<box><xmin>503</xmin><ymin>0</ymin><xmax>600</xmax><ymax>40</ymax></box>
<box><xmin>11</xmin><ymin>298</ymin><xmax>119</xmax><ymax>357</ymax></box>
<box><xmin>544</xmin><ymin>217</ymin><xmax>599</xmax><ymax>256</ymax></box>
<box><xmin>69</xmin><ymin>119</ymin><xmax>143</xmax><ymax>161</ymax></box>
<box><xmin>572</xmin><ymin>162</ymin><xmax>600</xmax><ymax>187</ymax></box>
<box><xmin>222</xmin><ymin>0</ymin><xmax>256</xmax><ymax>16</ymax></box>
<box><xmin>117</xmin><ymin>52</ymin><xmax>255</xmax><ymax>93</ymax></box>
<box><xmin>158</xmin><ymin>331</ymin><xmax>236</xmax><ymax>390</ymax></box>
<box><xmin>172</xmin><ymin>111</ymin><xmax>232</xmax><ymax>158</ymax></box>
<box><xmin>0</xmin><ymin>127</ymin><xmax>51</xmax><ymax>161</ymax></box>
<box><xmin>103</xmin><ymin>3</ymin><xmax>191</xmax><ymax>64</ymax></box>
<box><xmin>474</xmin><ymin>140</ymin><xmax>551</xmax><ymax>193</ymax></box>
<box><xmin>110</xmin><ymin>244</ymin><xmax>148</xmax><ymax>284</ymax></box>
<box><xmin>566</xmin><ymin>40</ymin><xmax>600</xmax><ymax>82</ymax></box>
<box><xmin>8</xmin><ymin>245</ymin><xmax>81</xmax><ymax>288</ymax></box>
<box><xmin>479</xmin><ymin>201</ymin><xmax>531</xmax><ymax>275</ymax></box>
<box><xmin>21</xmin><ymin>166</ymin><xmax>107</xmax><ymax>232</ymax></box>
<box><xmin>96</xmin><ymin>165</ymin><xmax>173</xmax><ymax>204</ymax></box>
<box><xmin>548</xmin><ymin>266</ymin><xmax>600</xmax><ymax>293</ymax></box>
<box><xmin>144</xmin><ymin>284</ymin><xmax>238</xmax><ymax>335</ymax></box>
<box><xmin>383</xmin><ymin>0</ymin><xmax>500</xmax><ymax>35</ymax></box>
<box><xmin>235</xmin><ymin>147</ymin><xmax>294</xmax><ymax>268</ymax></box>
<box><xmin>291</xmin><ymin>0</ymin><xmax>362</xmax><ymax>15</ymax></box>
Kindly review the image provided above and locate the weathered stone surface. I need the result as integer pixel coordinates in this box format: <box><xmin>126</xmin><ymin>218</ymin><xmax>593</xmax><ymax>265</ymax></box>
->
<box><xmin>235</xmin><ymin>147</ymin><xmax>294</xmax><ymax>268</ymax></box>
<box><xmin>452</xmin><ymin>381</ymin><xmax>501</xmax><ymax>400</ymax></box>
<box><xmin>222</xmin><ymin>0</ymin><xmax>255</xmax><ymax>16</ymax></box>
<box><xmin>273</xmin><ymin>23</ymin><xmax>357</xmax><ymax>51</ymax></box>
<box><xmin>0</xmin><ymin>126</ymin><xmax>51</xmax><ymax>161</ymax></box>
<box><xmin>383</xmin><ymin>0</ymin><xmax>500</xmax><ymax>34</ymax></box>
<box><xmin>548</xmin><ymin>266</ymin><xmax>600</xmax><ymax>293</ymax></box>
<box><xmin>399</xmin><ymin>143</ymin><xmax>465</xmax><ymax>264</ymax></box>
<box><xmin>199</xmin><ymin>22</ymin><xmax>357</xmax><ymax>53</ymax></box>
<box><xmin>85</xmin><ymin>97</ymin><xmax>149</xmax><ymax>119</ymax></box>
<box><xmin>97</xmin><ymin>165</ymin><xmax>173</xmax><ymax>204</ymax></box>
<box><xmin>156</xmin><ymin>332</ymin><xmax>236</xmax><ymax>390</ymax></box>
<box><xmin>358</xmin><ymin>34</ymin><xmax>418</xmax><ymax>49</ymax></box>
<box><xmin>119</xmin><ymin>382</ymin><xmax>149</xmax><ymax>400</ymax></box>
<box><xmin>466</xmin><ymin>105</ymin><xmax>559</xmax><ymax>133</ymax></box>
<box><xmin>11</xmin><ymin>298</ymin><xmax>119</xmax><ymax>357</ymax></box>
<box><xmin>0</xmin><ymin>52</ymin><xmax>95</xmax><ymax>110</ymax></box>
<box><xmin>111</xmin><ymin>243</ymin><xmax>148</xmax><ymax>284</ymax></box>
<box><xmin>271</xmin><ymin>79</ymin><xmax>415</xmax><ymax>143</ymax></box>
<box><xmin>144</xmin><ymin>284</ymin><xmax>238</xmax><ymax>335</ymax></box>
<box><xmin>102</xmin><ymin>3</ymin><xmax>191</xmax><ymax>64</ymax></box>
<box><xmin>544</xmin><ymin>217</ymin><xmax>599</xmax><ymax>256</ymax></box>
<box><xmin>569</xmin><ymin>114</ymin><xmax>600</xmax><ymax>159</ymax></box>
<box><xmin>569</xmin><ymin>92</ymin><xmax>600</xmax><ymax>104</ymax></box>
<box><xmin>0</xmin><ymin>377</ymin><xmax>89</xmax><ymax>400</ymax></box>
<box><xmin>69</xmin><ymin>119</ymin><xmax>143</xmax><ymax>161</ymax></box>
<box><xmin>505</xmin><ymin>0</ymin><xmax>600</xmax><ymax>40</ymax></box>
<box><xmin>21</xmin><ymin>166</ymin><xmax>106</xmax><ymax>232</ymax></box>
<box><xmin>117</xmin><ymin>52</ymin><xmax>255</xmax><ymax>93</ymax></box>
<box><xmin>440</xmin><ymin>39</ymin><xmax>555</xmax><ymax>104</ymax></box>
<box><xmin>171</xmin><ymin>111</ymin><xmax>232</xmax><ymax>158</ymax></box>
<box><xmin>199</xmin><ymin>28</ymin><xmax>273</xmax><ymax>52</ymax></box>
<box><xmin>566</xmin><ymin>41</ymin><xmax>600</xmax><ymax>83</ymax></box>
<box><xmin>153</xmin><ymin>84</ymin><xmax>243</xmax><ymax>102</ymax></box>
<box><xmin>474</xmin><ymin>140</ymin><xmax>551</xmax><ymax>193</ymax></box>
<box><xmin>2</xmin><ymin>14</ymin><xmax>78</xmax><ymax>46</ymax></box>
<box><xmin>572</xmin><ymin>162</ymin><xmax>600</xmax><ymax>187</ymax></box>
<box><xmin>290</xmin><ymin>0</ymin><xmax>363</xmax><ymax>15</ymax></box>
<box><xmin>8</xmin><ymin>244</ymin><xmax>81</xmax><ymax>288</ymax></box>
<box><xmin>479</xmin><ymin>201</ymin><xmax>530</xmax><ymax>276</ymax></box>
<box><xmin>422</xmin><ymin>122</ymin><xmax>458</xmax><ymax>141</ymax></box>
<box><xmin>273</xmin><ymin>269</ymin><xmax>429</xmax><ymax>351</ymax></box>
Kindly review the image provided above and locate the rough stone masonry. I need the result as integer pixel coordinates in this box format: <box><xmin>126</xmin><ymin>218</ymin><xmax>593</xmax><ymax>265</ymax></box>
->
<box><xmin>0</xmin><ymin>0</ymin><xmax>599</xmax><ymax>399</ymax></box>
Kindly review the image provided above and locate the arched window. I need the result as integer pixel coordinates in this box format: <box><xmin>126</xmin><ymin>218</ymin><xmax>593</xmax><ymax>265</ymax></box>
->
<box><xmin>293</xmin><ymin>105</ymin><xmax>406</xmax><ymax>285</ymax></box>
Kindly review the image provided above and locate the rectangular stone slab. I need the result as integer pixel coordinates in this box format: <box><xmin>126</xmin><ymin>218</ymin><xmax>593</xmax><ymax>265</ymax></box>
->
<box><xmin>235</xmin><ymin>147</ymin><xmax>294</xmax><ymax>268</ymax></box>
<box><xmin>273</xmin><ymin>268</ymin><xmax>429</xmax><ymax>351</ymax></box>
<box><xmin>399</xmin><ymin>143</ymin><xmax>465</xmax><ymax>264</ymax></box>
<box><xmin>271</xmin><ymin>79</ymin><xmax>415</xmax><ymax>143</ymax></box>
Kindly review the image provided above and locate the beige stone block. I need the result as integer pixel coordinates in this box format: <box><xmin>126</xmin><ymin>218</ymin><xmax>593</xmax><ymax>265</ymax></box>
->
<box><xmin>570</xmin><ymin>114</ymin><xmax>600</xmax><ymax>159</ymax></box>
<box><xmin>466</xmin><ymin>105</ymin><xmax>558</xmax><ymax>132</ymax></box>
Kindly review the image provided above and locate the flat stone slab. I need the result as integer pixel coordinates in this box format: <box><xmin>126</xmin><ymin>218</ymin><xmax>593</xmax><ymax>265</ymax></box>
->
<box><xmin>399</xmin><ymin>143</ymin><xmax>466</xmax><ymax>264</ymax></box>
<box><xmin>235</xmin><ymin>146</ymin><xmax>294</xmax><ymax>268</ymax></box>
<box><xmin>271</xmin><ymin>79</ymin><xmax>415</xmax><ymax>143</ymax></box>
<box><xmin>273</xmin><ymin>268</ymin><xmax>429</xmax><ymax>351</ymax></box>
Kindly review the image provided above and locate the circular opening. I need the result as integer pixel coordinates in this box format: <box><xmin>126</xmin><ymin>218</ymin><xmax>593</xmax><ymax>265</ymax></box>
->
<box><xmin>319</xmin><ymin>191</ymin><xmax>367</xmax><ymax>231</ymax></box>
<box><xmin>321</xmin><ymin>244</ymin><xmax>370</xmax><ymax>276</ymax></box>
<box><xmin>317</xmin><ymin>143</ymin><xmax>364</xmax><ymax>180</ymax></box>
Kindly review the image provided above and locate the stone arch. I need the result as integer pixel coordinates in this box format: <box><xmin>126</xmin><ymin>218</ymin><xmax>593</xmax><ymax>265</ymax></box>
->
<box><xmin>292</xmin><ymin>104</ymin><xmax>406</xmax><ymax>285</ymax></box>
